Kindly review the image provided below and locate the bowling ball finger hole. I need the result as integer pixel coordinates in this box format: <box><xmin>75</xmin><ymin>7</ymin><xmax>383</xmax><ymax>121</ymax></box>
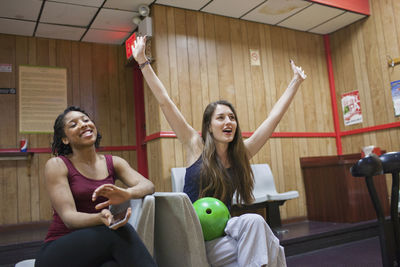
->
<box><xmin>206</xmin><ymin>208</ymin><xmax>212</xmax><ymax>214</ymax></box>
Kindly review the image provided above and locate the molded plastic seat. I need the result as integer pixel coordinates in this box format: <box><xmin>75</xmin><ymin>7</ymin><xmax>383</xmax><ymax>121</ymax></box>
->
<box><xmin>235</xmin><ymin>164</ymin><xmax>299</xmax><ymax>204</ymax></box>
<box><xmin>171</xmin><ymin>164</ymin><xmax>299</xmax><ymax>229</ymax></box>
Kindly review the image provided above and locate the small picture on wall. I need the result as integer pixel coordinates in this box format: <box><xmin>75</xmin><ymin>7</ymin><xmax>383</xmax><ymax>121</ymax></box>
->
<box><xmin>390</xmin><ymin>80</ymin><xmax>400</xmax><ymax>117</ymax></box>
<box><xmin>341</xmin><ymin>90</ymin><xmax>363</xmax><ymax>126</ymax></box>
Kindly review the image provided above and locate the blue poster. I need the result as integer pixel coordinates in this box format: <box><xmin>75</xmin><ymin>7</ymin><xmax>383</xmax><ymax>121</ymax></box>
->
<box><xmin>391</xmin><ymin>80</ymin><xmax>400</xmax><ymax>116</ymax></box>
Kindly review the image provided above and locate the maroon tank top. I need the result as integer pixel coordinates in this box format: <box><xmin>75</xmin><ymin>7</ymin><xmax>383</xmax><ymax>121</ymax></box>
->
<box><xmin>44</xmin><ymin>154</ymin><xmax>116</xmax><ymax>242</ymax></box>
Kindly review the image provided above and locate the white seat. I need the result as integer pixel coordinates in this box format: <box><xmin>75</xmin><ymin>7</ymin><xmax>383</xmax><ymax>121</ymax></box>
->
<box><xmin>234</xmin><ymin>164</ymin><xmax>299</xmax><ymax>204</ymax></box>
<box><xmin>153</xmin><ymin>192</ymin><xmax>210</xmax><ymax>267</ymax></box>
<box><xmin>14</xmin><ymin>195</ymin><xmax>155</xmax><ymax>267</ymax></box>
<box><xmin>171</xmin><ymin>167</ymin><xmax>187</xmax><ymax>192</ymax></box>
<box><xmin>171</xmin><ymin>164</ymin><xmax>299</xmax><ymax>229</ymax></box>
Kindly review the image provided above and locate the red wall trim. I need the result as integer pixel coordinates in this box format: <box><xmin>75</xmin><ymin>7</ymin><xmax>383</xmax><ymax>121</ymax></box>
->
<box><xmin>144</xmin><ymin>131</ymin><xmax>336</xmax><ymax>142</ymax></box>
<box><xmin>340</xmin><ymin>121</ymin><xmax>400</xmax><ymax>136</ymax></box>
<box><xmin>309</xmin><ymin>0</ymin><xmax>370</xmax><ymax>15</ymax></box>
<box><xmin>133</xmin><ymin>65</ymin><xmax>149</xmax><ymax>177</ymax></box>
<box><xmin>324</xmin><ymin>35</ymin><xmax>343</xmax><ymax>155</ymax></box>
<box><xmin>0</xmin><ymin>146</ymin><xmax>137</xmax><ymax>154</ymax></box>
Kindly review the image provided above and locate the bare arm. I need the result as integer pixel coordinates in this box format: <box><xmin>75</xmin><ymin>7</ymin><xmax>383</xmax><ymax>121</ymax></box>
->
<box><xmin>245</xmin><ymin>60</ymin><xmax>306</xmax><ymax>158</ymax></box>
<box><xmin>132</xmin><ymin>36</ymin><xmax>203</xmax><ymax>164</ymax></box>
<box><xmin>45</xmin><ymin>157</ymin><xmax>113</xmax><ymax>229</ymax></box>
<box><xmin>92</xmin><ymin>156</ymin><xmax>155</xmax><ymax>210</ymax></box>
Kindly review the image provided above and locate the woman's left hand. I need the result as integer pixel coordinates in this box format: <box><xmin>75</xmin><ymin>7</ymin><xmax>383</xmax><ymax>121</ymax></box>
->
<box><xmin>92</xmin><ymin>184</ymin><xmax>131</xmax><ymax>210</ymax></box>
<box><xmin>290</xmin><ymin>59</ymin><xmax>307</xmax><ymax>81</ymax></box>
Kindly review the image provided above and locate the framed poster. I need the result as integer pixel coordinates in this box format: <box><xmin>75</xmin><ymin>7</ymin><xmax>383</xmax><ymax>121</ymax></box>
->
<box><xmin>19</xmin><ymin>65</ymin><xmax>67</xmax><ymax>133</ymax></box>
<box><xmin>341</xmin><ymin>90</ymin><xmax>363</xmax><ymax>126</ymax></box>
<box><xmin>390</xmin><ymin>80</ymin><xmax>400</xmax><ymax>116</ymax></box>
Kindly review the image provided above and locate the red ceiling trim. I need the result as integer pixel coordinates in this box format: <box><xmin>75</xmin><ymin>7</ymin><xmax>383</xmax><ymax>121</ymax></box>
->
<box><xmin>309</xmin><ymin>0</ymin><xmax>370</xmax><ymax>15</ymax></box>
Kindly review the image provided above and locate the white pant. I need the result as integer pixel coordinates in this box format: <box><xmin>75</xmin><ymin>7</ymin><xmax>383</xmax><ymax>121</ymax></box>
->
<box><xmin>205</xmin><ymin>214</ymin><xmax>287</xmax><ymax>267</ymax></box>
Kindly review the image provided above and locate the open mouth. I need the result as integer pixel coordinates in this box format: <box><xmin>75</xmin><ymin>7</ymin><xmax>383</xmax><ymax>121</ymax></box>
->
<box><xmin>80</xmin><ymin>129</ymin><xmax>93</xmax><ymax>137</ymax></box>
<box><xmin>223</xmin><ymin>128</ymin><xmax>232</xmax><ymax>134</ymax></box>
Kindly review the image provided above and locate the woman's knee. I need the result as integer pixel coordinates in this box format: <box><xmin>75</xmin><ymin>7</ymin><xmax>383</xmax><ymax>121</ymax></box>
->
<box><xmin>239</xmin><ymin>213</ymin><xmax>266</xmax><ymax>225</ymax></box>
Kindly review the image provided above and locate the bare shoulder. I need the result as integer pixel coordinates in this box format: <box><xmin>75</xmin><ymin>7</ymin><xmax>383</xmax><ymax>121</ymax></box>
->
<box><xmin>111</xmin><ymin>155</ymin><xmax>126</xmax><ymax>165</ymax></box>
<box><xmin>44</xmin><ymin>157</ymin><xmax>68</xmax><ymax>179</ymax></box>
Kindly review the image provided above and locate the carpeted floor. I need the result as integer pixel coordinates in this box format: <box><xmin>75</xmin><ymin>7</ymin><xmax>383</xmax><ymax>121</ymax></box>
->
<box><xmin>286</xmin><ymin>237</ymin><xmax>382</xmax><ymax>267</ymax></box>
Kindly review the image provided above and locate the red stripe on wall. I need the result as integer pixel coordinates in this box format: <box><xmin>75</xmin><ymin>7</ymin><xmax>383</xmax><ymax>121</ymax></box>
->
<box><xmin>0</xmin><ymin>146</ymin><xmax>137</xmax><ymax>154</ymax></box>
<box><xmin>133</xmin><ymin>65</ymin><xmax>149</xmax><ymax>177</ymax></box>
<box><xmin>309</xmin><ymin>0</ymin><xmax>370</xmax><ymax>15</ymax></box>
<box><xmin>340</xmin><ymin>122</ymin><xmax>400</xmax><ymax>136</ymax></box>
<box><xmin>324</xmin><ymin>35</ymin><xmax>343</xmax><ymax>155</ymax></box>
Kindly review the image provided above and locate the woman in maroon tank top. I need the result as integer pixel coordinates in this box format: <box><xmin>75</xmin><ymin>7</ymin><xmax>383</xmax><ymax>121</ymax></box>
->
<box><xmin>35</xmin><ymin>106</ymin><xmax>157</xmax><ymax>267</ymax></box>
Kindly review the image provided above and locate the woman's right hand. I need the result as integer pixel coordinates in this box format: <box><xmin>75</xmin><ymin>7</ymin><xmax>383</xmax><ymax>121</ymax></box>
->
<box><xmin>99</xmin><ymin>209</ymin><xmax>113</xmax><ymax>226</ymax></box>
<box><xmin>132</xmin><ymin>35</ymin><xmax>148</xmax><ymax>64</ymax></box>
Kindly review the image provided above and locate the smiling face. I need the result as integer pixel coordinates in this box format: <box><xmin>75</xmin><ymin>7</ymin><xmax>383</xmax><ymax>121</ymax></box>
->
<box><xmin>209</xmin><ymin>104</ymin><xmax>237</xmax><ymax>144</ymax></box>
<box><xmin>62</xmin><ymin>111</ymin><xmax>97</xmax><ymax>148</ymax></box>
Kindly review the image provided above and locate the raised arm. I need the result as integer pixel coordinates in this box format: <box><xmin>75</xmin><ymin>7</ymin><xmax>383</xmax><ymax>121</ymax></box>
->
<box><xmin>92</xmin><ymin>156</ymin><xmax>155</xmax><ymax>210</ymax></box>
<box><xmin>245</xmin><ymin>60</ymin><xmax>306</xmax><ymax>158</ymax></box>
<box><xmin>45</xmin><ymin>157</ymin><xmax>113</xmax><ymax>229</ymax></box>
<box><xmin>132</xmin><ymin>36</ymin><xmax>203</xmax><ymax>162</ymax></box>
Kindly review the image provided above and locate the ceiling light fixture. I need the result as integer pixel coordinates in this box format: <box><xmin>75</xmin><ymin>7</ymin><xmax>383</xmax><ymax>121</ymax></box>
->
<box><xmin>132</xmin><ymin>15</ymin><xmax>142</xmax><ymax>25</ymax></box>
<box><xmin>138</xmin><ymin>4</ymin><xmax>150</xmax><ymax>17</ymax></box>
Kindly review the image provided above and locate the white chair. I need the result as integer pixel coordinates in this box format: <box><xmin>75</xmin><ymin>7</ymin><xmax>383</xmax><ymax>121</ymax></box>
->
<box><xmin>171</xmin><ymin>167</ymin><xmax>187</xmax><ymax>192</ymax></box>
<box><xmin>233</xmin><ymin>164</ymin><xmax>299</xmax><ymax>229</ymax></box>
<box><xmin>14</xmin><ymin>195</ymin><xmax>155</xmax><ymax>267</ymax></box>
<box><xmin>171</xmin><ymin>164</ymin><xmax>299</xmax><ymax>229</ymax></box>
<box><xmin>153</xmin><ymin>192</ymin><xmax>210</xmax><ymax>267</ymax></box>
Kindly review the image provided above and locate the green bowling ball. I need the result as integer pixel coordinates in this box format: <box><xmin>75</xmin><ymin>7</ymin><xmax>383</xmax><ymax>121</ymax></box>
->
<box><xmin>193</xmin><ymin>197</ymin><xmax>231</xmax><ymax>241</ymax></box>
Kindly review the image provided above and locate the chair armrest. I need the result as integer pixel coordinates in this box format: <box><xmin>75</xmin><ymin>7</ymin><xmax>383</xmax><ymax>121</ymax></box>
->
<box><xmin>153</xmin><ymin>192</ymin><xmax>210</xmax><ymax>267</ymax></box>
<box><xmin>111</xmin><ymin>195</ymin><xmax>155</xmax><ymax>256</ymax></box>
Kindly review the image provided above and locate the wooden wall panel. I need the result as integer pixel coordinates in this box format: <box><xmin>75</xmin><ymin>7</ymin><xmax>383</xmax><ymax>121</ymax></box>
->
<box><xmin>0</xmin><ymin>34</ymin><xmax>137</xmax><ymax>225</ymax></box>
<box><xmin>147</xmin><ymin>5</ymin><xmax>335</xmax><ymax>220</ymax></box>
<box><xmin>331</xmin><ymin>0</ymin><xmax>400</xmax><ymax>155</ymax></box>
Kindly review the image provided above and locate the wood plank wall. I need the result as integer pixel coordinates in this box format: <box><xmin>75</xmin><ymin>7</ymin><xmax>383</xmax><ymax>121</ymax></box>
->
<box><xmin>0</xmin><ymin>34</ymin><xmax>137</xmax><ymax>225</ymax></box>
<box><xmin>146</xmin><ymin>5</ymin><xmax>336</xmax><ymax>220</ymax></box>
<box><xmin>330</xmin><ymin>0</ymin><xmax>400</xmax><ymax>154</ymax></box>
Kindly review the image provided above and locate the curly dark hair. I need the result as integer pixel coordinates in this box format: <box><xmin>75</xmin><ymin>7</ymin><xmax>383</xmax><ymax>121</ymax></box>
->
<box><xmin>51</xmin><ymin>106</ymin><xmax>102</xmax><ymax>156</ymax></box>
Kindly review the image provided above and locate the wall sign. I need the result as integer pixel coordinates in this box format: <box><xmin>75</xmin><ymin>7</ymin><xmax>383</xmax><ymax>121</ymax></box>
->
<box><xmin>390</xmin><ymin>80</ymin><xmax>400</xmax><ymax>116</ymax></box>
<box><xmin>19</xmin><ymin>65</ymin><xmax>67</xmax><ymax>133</ymax></box>
<box><xmin>341</xmin><ymin>90</ymin><xmax>363</xmax><ymax>126</ymax></box>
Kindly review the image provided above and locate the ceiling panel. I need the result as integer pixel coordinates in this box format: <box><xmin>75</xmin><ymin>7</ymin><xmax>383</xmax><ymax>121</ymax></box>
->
<box><xmin>242</xmin><ymin>0</ymin><xmax>311</xmax><ymax>25</ymax></box>
<box><xmin>155</xmin><ymin>0</ymin><xmax>210</xmax><ymax>11</ymax></box>
<box><xmin>41</xmin><ymin>1</ymin><xmax>98</xmax><ymax>27</ymax></box>
<box><xmin>310</xmin><ymin>12</ymin><xmax>366</xmax><ymax>34</ymax></box>
<box><xmin>36</xmin><ymin>23</ymin><xmax>86</xmax><ymax>41</ymax></box>
<box><xmin>0</xmin><ymin>18</ymin><xmax>36</xmax><ymax>37</ymax></box>
<box><xmin>201</xmin><ymin>0</ymin><xmax>264</xmax><ymax>19</ymax></box>
<box><xmin>52</xmin><ymin>0</ymin><xmax>104</xmax><ymax>7</ymax></box>
<box><xmin>104</xmin><ymin>0</ymin><xmax>154</xmax><ymax>11</ymax></box>
<box><xmin>0</xmin><ymin>0</ymin><xmax>370</xmax><ymax>45</ymax></box>
<box><xmin>82</xmin><ymin>28</ymin><xmax>131</xmax><ymax>44</ymax></box>
<box><xmin>278</xmin><ymin>4</ymin><xmax>344</xmax><ymax>31</ymax></box>
<box><xmin>91</xmin><ymin>8</ymin><xmax>137</xmax><ymax>32</ymax></box>
<box><xmin>0</xmin><ymin>0</ymin><xmax>42</xmax><ymax>21</ymax></box>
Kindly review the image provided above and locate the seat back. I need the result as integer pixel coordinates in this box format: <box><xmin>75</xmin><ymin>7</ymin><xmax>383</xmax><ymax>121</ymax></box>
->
<box><xmin>251</xmin><ymin>164</ymin><xmax>278</xmax><ymax>196</ymax></box>
<box><xmin>111</xmin><ymin>195</ymin><xmax>155</xmax><ymax>256</ymax></box>
<box><xmin>153</xmin><ymin>192</ymin><xmax>210</xmax><ymax>267</ymax></box>
<box><xmin>171</xmin><ymin>167</ymin><xmax>186</xmax><ymax>192</ymax></box>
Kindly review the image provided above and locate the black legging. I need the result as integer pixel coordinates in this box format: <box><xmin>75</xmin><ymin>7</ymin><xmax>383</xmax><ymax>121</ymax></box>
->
<box><xmin>35</xmin><ymin>224</ymin><xmax>157</xmax><ymax>267</ymax></box>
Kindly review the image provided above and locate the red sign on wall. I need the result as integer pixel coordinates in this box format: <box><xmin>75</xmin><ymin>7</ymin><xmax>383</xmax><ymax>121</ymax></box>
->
<box><xmin>125</xmin><ymin>32</ymin><xmax>136</xmax><ymax>60</ymax></box>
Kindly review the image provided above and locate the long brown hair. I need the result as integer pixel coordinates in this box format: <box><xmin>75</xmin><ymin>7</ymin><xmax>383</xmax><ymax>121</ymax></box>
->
<box><xmin>199</xmin><ymin>100</ymin><xmax>254</xmax><ymax>205</ymax></box>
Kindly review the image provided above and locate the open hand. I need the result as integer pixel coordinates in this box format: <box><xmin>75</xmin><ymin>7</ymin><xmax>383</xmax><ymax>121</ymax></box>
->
<box><xmin>92</xmin><ymin>184</ymin><xmax>131</xmax><ymax>210</ymax></box>
<box><xmin>132</xmin><ymin>35</ymin><xmax>147</xmax><ymax>64</ymax></box>
<box><xmin>290</xmin><ymin>59</ymin><xmax>306</xmax><ymax>80</ymax></box>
